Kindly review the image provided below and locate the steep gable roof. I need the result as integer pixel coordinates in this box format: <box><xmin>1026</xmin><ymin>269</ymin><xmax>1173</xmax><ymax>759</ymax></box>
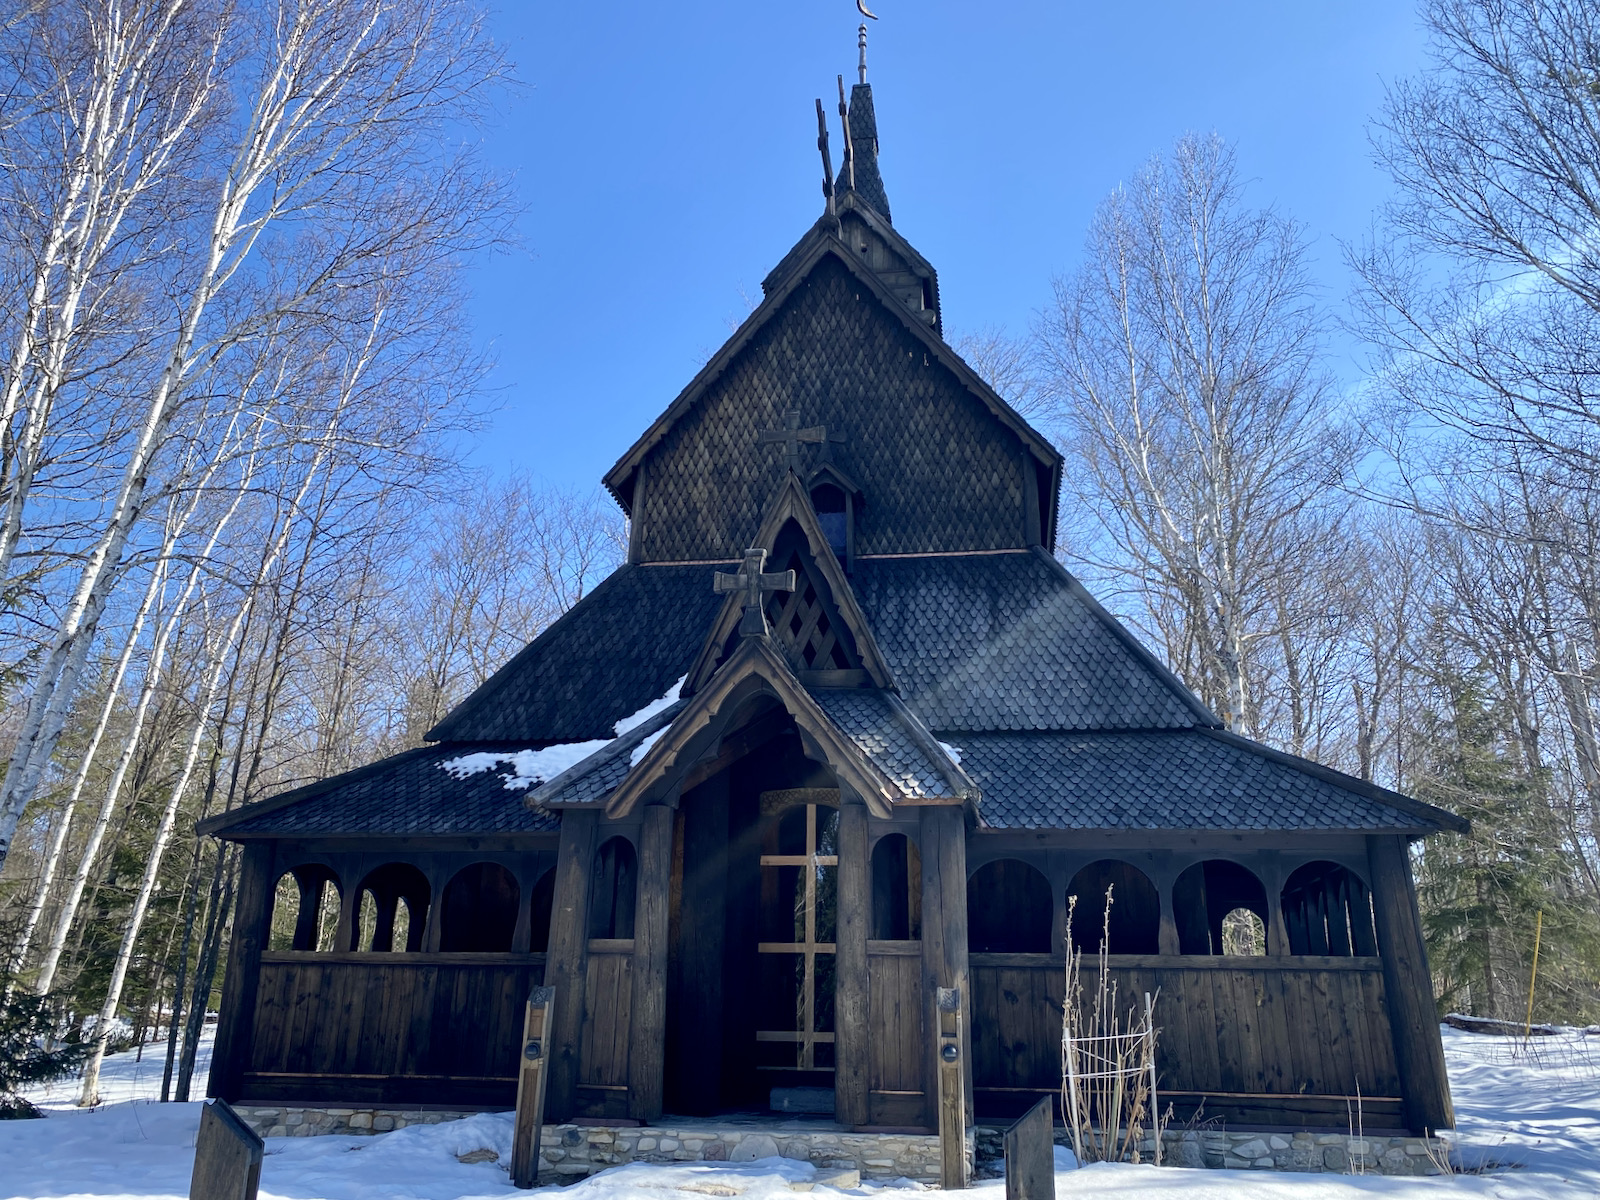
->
<box><xmin>424</xmin><ymin>563</ymin><xmax>725</xmax><ymax>744</ymax></box>
<box><xmin>851</xmin><ymin>549</ymin><xmax>1217</xmax><ymax>732</ymax></box>
<box><xmin>602</xmin><ymin>226</ymin><xmax>1058</xmax><ymax>540</ymax></box>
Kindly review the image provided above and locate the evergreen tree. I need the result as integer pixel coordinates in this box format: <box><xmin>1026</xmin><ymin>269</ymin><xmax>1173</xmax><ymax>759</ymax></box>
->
<box><xmin>0</xmin><ymin>981</ymin><xmax>89</xmax><ymax>1118</ymax></box>
<box><xmin>1410</xmin><ymin>671</ymin><xmax>1599</xmax><ymax>1022</ymax></box>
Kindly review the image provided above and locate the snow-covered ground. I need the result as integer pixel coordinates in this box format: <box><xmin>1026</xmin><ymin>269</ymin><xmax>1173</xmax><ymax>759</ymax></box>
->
<box><xmin>4</xmin><ymin>1025</ymin><xmax>1597</xmax><ymax>1200</ymax></box>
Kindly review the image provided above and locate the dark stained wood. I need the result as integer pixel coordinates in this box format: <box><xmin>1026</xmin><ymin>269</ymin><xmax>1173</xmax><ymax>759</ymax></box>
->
<box><xmin>545</xmin><ymin>809</ymin><xmax>599</xmax><ymax>1120</ymax></box>
<box><xmin>189</xmin><ymin>1100</ymin><xmax>263</xmax><ymax>1200</ymax></box>
<box><xmin>629</xmin><ymin>804</ymin><xmax>673</xmax><ymax>1120</ymax></box>
<box><xmin>210</xmin><ymin>844</ymin><xmax>275</xmax><ymax>1101</ymax></box>
<box><xmin>868</xmin><ymin>945</ymin><xmax>925</xmax><ymax>1124</ymax></box>
<box><xmin>920</xmin><ymin>806</ymin><xmax>972</xmax><ymax>1128</ymax></box>
<box><xmin>937</xmin><ymin>985</ymin><xmax>967</xmax><ymax>1189</ymax></box>
<box><xmin>1367</xmin><ymin>834</ymin><xmax>1454</xmax><ymax>1133</ymax></box>
<box><xmin>969</xmin><ymin>956</ymin><xmax>1400</xmax><ymax>1123</ymax></box>
<box><xmin>1004</xmin><ymin>1095</ymin><xmax>1054</xmax><ymax>1200</ymax></box>
<box><xmin>835</xmin><ymin>801</ymin><xmax>870</xmax><ymax>1126</ymax></box>
<box><xmin>579</xmin><ymin>940</ymin><xmax>634</xmax><ymax>1105</ymax></box>
<box><xmin>243</xmin><ymin>956</ymin><xmax>546</xmax><ymax>1106</ymax></box>
<box><xmin>512</xmin><ymin>987</ymin><xmax>554</xmax><ymax>1188</ymax></box>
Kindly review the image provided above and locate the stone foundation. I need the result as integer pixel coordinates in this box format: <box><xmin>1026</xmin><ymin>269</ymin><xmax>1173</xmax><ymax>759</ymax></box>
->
<box><xmin>973</xmin><ymin>1125</ymin><xmax>1446</xmax><ymax>1177</ymax></box>
<box><xmin>231</xmin><ymin>1105</ymin><xmax>1443</xmax><ymax>1180</ymax></box>
<box><xmin>230</xmin><ymin>1107</ymin><xmax>957</xmax><ymax>1184</ymax></box>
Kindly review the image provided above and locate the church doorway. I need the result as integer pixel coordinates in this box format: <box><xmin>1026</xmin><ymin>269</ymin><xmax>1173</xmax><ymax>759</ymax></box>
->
<box><xmin>663</xmin><ymin>715</ymin><xmax>840</xmax><ymax>1117</ymax></box>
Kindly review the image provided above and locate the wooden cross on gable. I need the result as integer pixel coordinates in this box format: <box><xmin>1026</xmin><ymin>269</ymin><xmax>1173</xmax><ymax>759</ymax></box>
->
<box><xmin>759</xmin><ymin>410</ymin><xmax>846</xmax><ymax>469</ymax></box>
<box><xmin>715</xmin><ymin>548</ymin><xmax>796</xmax><ymax>637</ymax></box>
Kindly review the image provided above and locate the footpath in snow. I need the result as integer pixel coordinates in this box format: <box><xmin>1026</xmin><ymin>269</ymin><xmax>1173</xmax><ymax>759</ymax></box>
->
<box><xmin>4</xmin><ymin>1025</ymin><xmax>1598</xmax><ymax>1200</ymax></box>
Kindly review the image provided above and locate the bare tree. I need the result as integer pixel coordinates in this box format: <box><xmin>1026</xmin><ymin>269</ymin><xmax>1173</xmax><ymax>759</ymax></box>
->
<box><xmin>1036</xmin><ymin>134</ymin><xmax>1352</xmax><ymax>734</ymax></box>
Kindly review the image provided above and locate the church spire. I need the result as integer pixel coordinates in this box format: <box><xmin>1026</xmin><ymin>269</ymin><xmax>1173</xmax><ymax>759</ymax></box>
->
<box><xmin>834</xmin><ymin>24</ymin><xmax>891</xmax><ymax>222</ymax></box>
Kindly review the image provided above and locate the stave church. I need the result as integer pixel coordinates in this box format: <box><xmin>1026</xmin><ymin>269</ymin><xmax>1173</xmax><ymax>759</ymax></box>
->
<box><xmin>201</xmin><ymin>39</ymin><xmax>1462</xmax><ymax>1141</ymax></box>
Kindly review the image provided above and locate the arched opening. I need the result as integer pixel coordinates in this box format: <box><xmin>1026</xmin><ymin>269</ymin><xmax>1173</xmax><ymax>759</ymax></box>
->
<box><xmin>1222</xmin><ymin>908</ymin><xmax>1268</xmax><ymax>956</ymax></box>
<box><xmin>439</xmin><ymin>862</ymin><xmax>521</xmax><ymax>952</ymax></box>
<box><xmin>589</xmin><ymin>837</ymin><xmax>637</xmax><ymax>940</ymax></box>
<box><xmin>1171</xmin><ymin>860</ymin><xmax>1270</xmax><ymax>955</ymax></box>
<box><xmin>871</xmin><ymin>833</ymin><xmax>922</xmax><ymax>940</ymax></box>
<box><xmin>353</xmin><ymin>863</ymin><xmax>430</xmax><ymax>952</ymax></box>
<box><xmin>528</xmin><ymin>867</ymin><xmax>557</xmax><ymax>953</ymax></box>
<box><xmin>968</xmin><ymin>859</ymin><xmax>1052</xmax><ymax>953</ymax></box>
<box><xmin>269</xmin><ymin>865</ymin><xmax>341</xmax><ymax>952</ymax></box>
<box><xmin>1066</xmin><ymin>860</ymin><xmax>1160</xmax><ymax>955</ymax></box>
<box><xmin>811</xmin><ymin>483</ymin><xmax>848</xmax><ymax>561</ymax></box>
<box><xmin>1282</xmin><ymin>861</ymin><xmax>1377</xmax><ymax>956</ymax></box>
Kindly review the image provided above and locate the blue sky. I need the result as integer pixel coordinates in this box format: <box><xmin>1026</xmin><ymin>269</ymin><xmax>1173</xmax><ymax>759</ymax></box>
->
<box><xmin>464</xmin><ymin>1</ymin><xmax>1431</xmax><ymax>493</ymax></box>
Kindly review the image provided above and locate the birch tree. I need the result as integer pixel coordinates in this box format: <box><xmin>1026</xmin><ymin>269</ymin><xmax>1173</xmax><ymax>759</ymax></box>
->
<box><xmin>0</xmin><ymin>0</ymin><xmax>508</xmax><ymax>873</ymax></box>
<box><xmin>1036</xmin><ymin>134</ymin><xmax>1352</xmax><ymax>734</ymax></box>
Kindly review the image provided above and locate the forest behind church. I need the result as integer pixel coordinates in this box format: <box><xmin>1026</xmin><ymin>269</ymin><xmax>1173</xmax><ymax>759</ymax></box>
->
<box><xmin>0</xmin><ymin>0</ymin><xmax>1597</xmax><ymax>1108</ymax></box>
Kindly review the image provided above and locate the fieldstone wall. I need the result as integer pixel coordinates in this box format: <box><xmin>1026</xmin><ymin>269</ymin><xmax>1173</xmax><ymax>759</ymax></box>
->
<box><xmin>230</xmin><ymin>1106</ymin><xmax>960</xmax><ymax>1184</ymax></box>
<box><xmin>232</xmin><ymin>1106</ymin><xmax>1442</xmax><ymax>1180</ymax></box>
<box><xmin>973</xmin><ymin>1125</ymin><xmax>1446</xmax><ymax>1177</ymax></box>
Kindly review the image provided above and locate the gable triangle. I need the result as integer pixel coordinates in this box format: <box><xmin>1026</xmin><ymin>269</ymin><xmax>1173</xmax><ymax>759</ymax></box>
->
<box><xmin>684</xmin><ymin>472</ymin><xmax>894</xmax><ymax>696</ymax></box>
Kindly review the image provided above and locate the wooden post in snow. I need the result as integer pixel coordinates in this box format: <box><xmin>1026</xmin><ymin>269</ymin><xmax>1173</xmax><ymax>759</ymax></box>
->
<box><xmin>511</xmin><ymin>987</ymin><xmax>555</xmax><ymax>1189</ymax></box>
<box><xmin>189</xmin><ymin>1100</ymin><xmax>263</xmax><ymax>1200</ymax></box>
<box><xmin>1003</xmin><ymin>1095</ymin><xmax>1054</xmax><ymax>1200</ymax></box>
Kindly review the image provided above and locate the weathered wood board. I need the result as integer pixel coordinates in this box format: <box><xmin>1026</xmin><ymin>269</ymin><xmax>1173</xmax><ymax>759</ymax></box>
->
<box><xmin>1003</xmin><ymin>1096</ymin><xmax>1054</xmax><ymax>1200</ymax></box>
<box><xmin>189</xmin><ymin>1100</ymin><xmax>263</xmax><ymax>1200</ymax></box>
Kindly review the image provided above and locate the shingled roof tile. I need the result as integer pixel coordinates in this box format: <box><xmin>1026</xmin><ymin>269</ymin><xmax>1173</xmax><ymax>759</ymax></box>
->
<box><xmin>954</xmin><ymin>730</ymin><xmax>1439</xmax><ymax>832</ymax></box>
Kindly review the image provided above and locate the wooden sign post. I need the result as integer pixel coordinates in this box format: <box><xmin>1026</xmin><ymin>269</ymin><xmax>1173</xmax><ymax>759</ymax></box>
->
<box><xmin>189</xmin><ymin>1100</ymin><xmax>263</xmax><ymax>1200</ymax></box>
<box><xmin>937</xmin><ymin>986</ymin><xmax>966</xmax><ymax>1190</ymax></box>
<box><xmin>511</xmin><ymin>987</ymin><xmax>555</xmax><ymax>1189</ymax></box>
<box><xmin>1004</xmin><ymin>1096</ymin><xmax>1054</xmax><ymax>1200</ymax></box>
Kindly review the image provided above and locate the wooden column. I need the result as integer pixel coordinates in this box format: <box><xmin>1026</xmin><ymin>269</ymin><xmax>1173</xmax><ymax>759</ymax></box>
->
<box><xmin>629</xmin><ymin>803</ymin><xmax>673</xmax><ymax>1121</ymax></box>
<box><xmin>1153</xmin><ymin>862</ymin><xmax>1180</xmax><ymax>955</ymax></box>
<box><xmin>546</xmin><ymin>809</ymin><xmax>599</xmax><ymax>1121</ymax></box>
<box><xmin>920</xmin><ymin>805</ymin><xmax>971</xmax><ymax>1126</ymax></box>
<box><xmin>1367</xmin><ymin>834</ymin><xmax>1454</xmax><ymax>1133</ymax></box>
<box><xmin>208</xmin><ymin>842</ymin><xmax>275</xmax><ymax>1101</ymax></box>
<box><xmin>835</xmin><ymin>801</ymin><xmax>870</xmax><ymax>1127</ymax></box>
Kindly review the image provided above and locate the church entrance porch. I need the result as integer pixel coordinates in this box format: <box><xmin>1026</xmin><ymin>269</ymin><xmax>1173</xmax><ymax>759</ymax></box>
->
<box><xmin>663</xmin><ymin>707</ymin><xmax>844</xmax><ymax>1119</ymax></box>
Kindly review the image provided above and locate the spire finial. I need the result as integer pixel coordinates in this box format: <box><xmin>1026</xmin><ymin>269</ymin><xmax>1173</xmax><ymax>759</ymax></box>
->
<box><xmin>858</xmin><ymin>22</ymin><xmax>869</xmax><ymax>84</ymax></box>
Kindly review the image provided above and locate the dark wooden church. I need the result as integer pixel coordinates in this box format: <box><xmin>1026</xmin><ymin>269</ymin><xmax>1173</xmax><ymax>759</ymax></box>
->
<box><xmin>202</xmin><ymin>57</ymin><xmax>1463</xmax><ymax>1139</ymax></box>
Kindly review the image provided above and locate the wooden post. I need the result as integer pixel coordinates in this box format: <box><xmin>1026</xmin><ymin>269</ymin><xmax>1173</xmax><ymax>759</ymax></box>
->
<box><xmin>937</xmin><ymin>985</ymin><xmax>967</xmax><ymax>1189</ymax></box>
<box><xmin>189</xmin><ymin>1100</ymin><xmax>263</xmax><ymax>1200</ymax></box>
<box><xmin>207</xmin><ymin>843</ymin><xmax>274</xmax><ymax>1102</ymax></box>
<box><xmin>512</xmin><ymin>987</ymin><xmax>556</xmax><ymax>1189</ymax></box>
<box><xmin>546</xmin><ymin>809</ymin><xmax>599</xmax><ymax>1121</ymax></box>
<box><xmin>629</xmin><ymin>803</ymin><xmax>672</xmax><ymax>1121</ymax></box>
<box><xmin>834</xmin><ymin>802</ymin><xmax>870</xmax><ymax>1127</ymax></box>
<box><xmin>1003</xmin><ymin>1095</ymin><xmax>1054</xmax><ymax>1200</ymax></box>
<box><xmin>920</xmin><ymin>806</ymin><xmax>971</xmax><ymax>1132</ymax></box>
<box><xmin>1366</xmin><ymin>834</ymin><xmax>1454</xmax><ymax>1133</ymax></box>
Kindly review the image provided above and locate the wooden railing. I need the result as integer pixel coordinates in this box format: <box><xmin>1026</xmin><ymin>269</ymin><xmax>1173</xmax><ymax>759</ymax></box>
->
<box><xmin>243</xmin><ymin>951</ymin><xmax>546</xmax><ymax>1106</ymax></box>
<box><xmin>969</xmin><ymin>953</ymin><xmax>1402</xmax><ymax>1125</ymax></box>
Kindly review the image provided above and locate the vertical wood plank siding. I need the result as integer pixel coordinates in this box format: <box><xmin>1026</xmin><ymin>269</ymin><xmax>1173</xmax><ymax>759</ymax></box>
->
<box><xmin>969</xmin><ymin>955</ymin><xmax>1403</xmax><ymax>1124</ymax></box>
<box><xmin>241</xmin><ymin>954</ymin><xmax>547</xmax><ymax>1106</ymax></box>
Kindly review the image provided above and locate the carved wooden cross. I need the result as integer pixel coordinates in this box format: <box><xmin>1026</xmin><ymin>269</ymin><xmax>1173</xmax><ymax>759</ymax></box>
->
<box><xmin>714</xmin><ymin>548</ymin><xmax>796</xmax><ymax>637</ymax></box>
<box><xmin>759</xmin><ymin>410</ymin><xmax>846</xmax><ymax>469</ymax></box>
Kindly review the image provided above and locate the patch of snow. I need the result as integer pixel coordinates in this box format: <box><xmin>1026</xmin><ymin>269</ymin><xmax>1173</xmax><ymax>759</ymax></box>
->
<box><xmin>8</xmin><ymin>1022</ymin><xmax>1599</xmax><ymax>1199</ymax></box>
<box><xmin>440</xmin><ymin>740</ymin><xmax>610</xmax><ymax>791</ymax></box>
<box><xmin>614</xmin><ymin>676</ymin><xmax>686</xmax><ymax>736</ymax></box>
<box><xmin>937</xmin><ymin>740</ymin><xmax>962</xmax><ymax>765</ymax></box>
<box><xmin>630</xmin><ymin>726</ymin><xmax>669</xmax><ymax>767</ymax></box>
<box><xmin>437</xmin><ymin>678</ymin><xmax>687</xmax><ymax>794</ymax></box>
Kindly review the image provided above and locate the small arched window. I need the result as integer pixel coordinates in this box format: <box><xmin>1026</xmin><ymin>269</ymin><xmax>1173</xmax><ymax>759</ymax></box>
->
<box><xmin>589</xmin><ymin>837</ymin><xmax>637</xmax><ymax>940</ymax></box>
<box><xmin>871</xmin><ymin>833</ymin><xmax>922</xmax><ymax>940</ymax></box>
<box><xmin>440</xmin><ymin>862</ymin><xmax>521</xmax><ymax>952</ymax></box>
<box><xmin>529</xmin><ymin>867</ymin><xmax>557</xmax><ymax>953</ymax></box>
<box><xmin>1066</xmin><ymin>860</ymin><xmax>1160</xmax><ymax>955</ymax></box>
<box><xmin>1172</xmin><ymin>860</ymin><xmax>1270</xmax><ymax>956</ymax></box>
<box><xmin>353</xmin><ymin>863</ymin><xmax>430</xmax><ymax>953</ymax></box>
<box><xmin>269</xmin><ymin>865</ymin><xmax>343</xmax><ymax>952</ymax></box>
<box><xmin>1282</xmin><ymin>861</ymin><xmax>1377</xmax><ymax>957</ymax></box>
<box><xmin>968</xmin><ymin>859</ymin><xmax>1052</xmax><ymax>953</ymax></box>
